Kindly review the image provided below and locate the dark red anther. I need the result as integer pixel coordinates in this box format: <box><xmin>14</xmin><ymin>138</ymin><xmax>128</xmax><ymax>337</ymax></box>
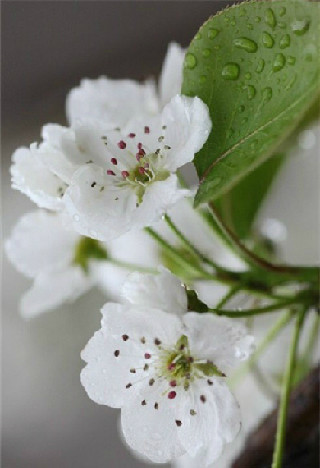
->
<box><xmin>144</xmin><ymin>353</ymin><xmax>151</xmax><ymax>359</ymax></box>
<box><xmin>111</xmin><ymin>158</ymin><xmax>118</xmax><ymax>165</ymax></box>
<box><xmin>128</xmin><ymin>133</ymin><xmax>136</xmax><ymax>138</ymax></box>
<box><xmin>144</xmin><ymin>126</ymin><xmax>150</xmax><ymax>134</ymax></box>
<box><xmin>170</xmin><ymin>380</ymin><xmax>177</xmax><ymax>387</ymax></box>
<box><xmin>168</xmin><ymin>362</ymin><xmax>176</xmax><ymax>371</ymax></box>
<box><xmin>137</xmin><ymin>142</ymin><xmax>143</xmax><ymax>150</ymax></box>
<box><xmin>107</xmin><ymin>170</ymin><xmax>115</xmax><ymax>176</ymax></box>
<box><xmin>138</xmin><ymin>167</ymin><xmax>146</xmax><ymax>175</ymax></box>
<box><xmin>168</xmin><ymin>391</ymin><xmax>176</xmax><ymax>400</ymax></box>
<box><xmin>118</xmin><ymin>140</ymin><xmax>126</xmax><ymax>149</ymax></box>
<box><xmin>121</xmin><ymin>170</ymin><xmax>129</xmax><ymax>178</ymax></box>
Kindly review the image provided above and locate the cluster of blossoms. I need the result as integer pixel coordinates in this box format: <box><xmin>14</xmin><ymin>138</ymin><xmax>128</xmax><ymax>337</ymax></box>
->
<box><xmin>6</xmin><ymin>43</ymin><xmax>255</xmax><ymax>466</ymax></box>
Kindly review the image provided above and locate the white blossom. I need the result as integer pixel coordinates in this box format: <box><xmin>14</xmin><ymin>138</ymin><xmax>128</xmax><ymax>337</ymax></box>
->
<box><xmin>81</xmin><ymin>270</ymin><xmax>254</xmax><ymax>466</ymax></box>
<box><xmin>5</xmin><ymin>210</ymin><xmax>108</xmax><ymax>318</ymax></box>
<box><xmin>66</xmin><ymin>42</ymin><xmax>185</xmax><ymax>127</ymax></box>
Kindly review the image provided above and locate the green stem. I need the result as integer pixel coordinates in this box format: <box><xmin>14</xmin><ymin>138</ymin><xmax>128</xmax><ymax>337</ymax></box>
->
<box><xmin>163</xmin><ymin>214</ymin><xmax>223</xmax><ymax>271</ymax></box>
<box><xmin>215</xmin><ymin>286</ymin><xmax>241</xmax><ymax>309</ymax></box>
<box><xmin>210</xmin><ymin>297</ymin><xmax>301</xmax><ymax>318</ymax></box>
<box><xmin>229</xmin><ymin>310</ymin><xmax>293</xmax><ymax>387</ymax></box>
<box><xmin>107</xmin><ymin>258</ymin><xmax>158</xmax><ymax>274</ymax></box>
<box><xmin>272</xmin><ymin>308</ymin><xmax>305</xmax><ymax>468</ymax></box>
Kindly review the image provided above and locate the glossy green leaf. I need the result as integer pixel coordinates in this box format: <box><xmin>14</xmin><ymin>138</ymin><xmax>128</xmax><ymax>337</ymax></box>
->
<box><xmin>182</xmin><ymin>0</ymin><xmax>320</xmax><ymax>205</ymax></box>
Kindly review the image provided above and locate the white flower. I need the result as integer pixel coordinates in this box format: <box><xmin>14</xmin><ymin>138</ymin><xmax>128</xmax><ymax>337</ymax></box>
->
<box><xmin>81</xmin><ymin>270</ymin><xmax>254</xmax><ymax>466</ymax></box>
<box><xmin>5</xmin><ymin>210</ymin><xmax>108</xmax><ymax>318</ymax></box>
<box><xmin>66</xmin><ymin>42</ymin><xmax>185</xmax><ymax>127</ymax></box>
<box><xmin>64</xmin><ymin>95</ymin><xmax>211</xmax><ymax>240</ymax></box>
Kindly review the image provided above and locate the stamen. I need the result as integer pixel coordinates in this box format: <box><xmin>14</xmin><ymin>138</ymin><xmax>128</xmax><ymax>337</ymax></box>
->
<box><xmin>128</xmin><ymin>133</ymin><xmax>136</xmax><ymax>138</ymax></box>
<box><xmin>121</xmin><ymin>170</ymin><xmax>130</xmax><ymax>178</ymax></box>
<box><xmin>111</xmin><ymin>158</ymin><xmax>118</xmax><ymax>165</ymax></box>
<box><xmin>122</xmin><ymin>334</ymin><xmax>129</xmax><ymax>341</ymax></box>
<box><xmin>154</xmin><ymin>338</ymin><xmax>161</xmax><ymax>345</ymax></box>
<box><xmin>143</xmin><ymin>364</ymin><xmax>149</xmax><ymax>371</ymax></box>
<box><xmin>141</xmin><ymin>400</ymin><xmax>147</xmax><ymax>406</ymax></box>
<box><xmin>168</xmin><ymin>391</ymin><xmax>176</xmax><ymax>400</ymax></box>
<box><xmin>107</xmin><ymin>170</ymin><xmax>115</xmax><ymax>176</ymax></box>
<box><xmin>158</xmin><ymin>136</ymin><xmax>164</xmax><ymax>142</ymax></box>
<box><xmin>130</xmin><ymin>368</ymin><xmax>136</xmax><ymax>374</ymax></box>
<box><xmin>200</xmin><ymin>395</ymin><xmax>206</xmax><ymax>403</ymax></box>
<box><xmin>207</xmin><ymin>379</ymin><xmax>213</xmax><ymax>386</ymax></box>
<box><xmin>140</xmin><ymin>337</ymin><xmax>146</xmax><ymax>344</ymax></box>
<box><xmin>126</xmin><ymin>383</ymin><xmax>132</xmax><ymax>389</ymax></box>
<box><xmin>139</xmin><ymin>167</ymin><xmax>146</xmax><ymax>175</ymax></box>
<box><xmin>144</xmin><ymin>126</ymin><xmax>150</xmax><ymax>134</ymax></box>
<box><xmin>118</xmin><ymin>140</ymin><xmax>126</xmax><ymax>149</ymax></box>
<box><xmin>114</xmin><ymin>350</ymin><xmax>120</xmax><ymax>357</ymax></box>
<box><xmin>162</xmin><ymin>125</ymin><xmax>167</xmax><ymax>130</ymax></box>
<box><xmin>190</xmin><ymin>409</ymin><xmax>196</xmax><ymax>416</ymax></box>
<box><xmin>91</xmin><ymin>182</ymin><xmax>97</xmax><ymax>188</ymax></box>
<box><xmin>170</xmin><ymin>380</ymin><xmax>177</xmax><ymax>387</ymax></box>
<box><xmin>175</xmin><ymin>420</ymin><xmax>182</xmax><ymax>427</ymax></box>
<box><xmin>154</xmin><ymin>402</ymin><xmax>159</xmax><ymax>410</ymax></box>
<box><xmin>149</xmin><ymin>378</ymin><xmax>155</xmax><ymax>386</ymax></box>
<box><xmin>168</xmin><ymin>363</ymin><xmax>176</xmax><ymax>371</ymax></box>
<box><xmin>137</xmin><ymin>143</ymin><xmax>143</xmax><ymax>150</ymax></box>
<box><xmin>144</xmin><ymin>353</ymin><xmax>151</xmax><ymax>359</ymax></box>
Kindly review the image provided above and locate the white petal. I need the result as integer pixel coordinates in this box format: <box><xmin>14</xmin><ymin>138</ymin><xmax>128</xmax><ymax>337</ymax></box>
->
<box><xmin>100</xmin><ymin>302</ymin><xmax>182</xmax><ymax>347</ymax></box>
<box><xmin>159</xmin><ymin>42</ymin><xmax>185</xmax><ymax>107</ymax></box>
<box><xmin>66</xmin><ymin>77</ymin><xmax>159</xmax><ymax>127</ymax></box>
<box><xmin>11</xmin><ymin>147</ymin><xmax>65</xmax><ymax>210</ymax></box>
<box><xmin>121</xmin><ymin>269</ymin><xmax>187</xmax><ymax>315</ymax></box>
<box><xmin>20</xmin><ymin>266</ymin><xmax>92</xmax><ymax>318</ymax></box>
<box><xmin>176</xmin><ymin>380</ymin><xmax>241</xmax><ymax>466</ymax></box>
<box><xmin>64</xmin><ymin>164</ymin><xmax>138</xmax><ymax>241</ymax></box>
<box><xmin>161</xmin><ymin>95</ymin><xmax>212</xmax><ymax>171</ymax></box>
<box><xmin>183</xmin><ymin>312</ymin><xmax>254</xmax><ymax>373</ymax></box>
<box><xmin>5</xmin><ymin>210</ymin><xmax>79</xmax><ymax>278</ymax></box>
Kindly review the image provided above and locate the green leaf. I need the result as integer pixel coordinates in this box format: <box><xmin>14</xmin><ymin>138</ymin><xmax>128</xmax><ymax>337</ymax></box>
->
<box><xmin>215</xmin><ymin>152</ymin><xmax>285</xmax><ymax>239</ymax></box>
<box><xmin>182</xmin><ymin>0</ymin><xmax>320</xmax><ymax>205</ymax></box>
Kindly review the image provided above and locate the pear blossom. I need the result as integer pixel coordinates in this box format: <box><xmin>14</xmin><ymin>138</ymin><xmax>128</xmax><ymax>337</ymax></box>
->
<box><xmin>81</xmin><ymin>270</ymin><xmax>254</xmax><ymax>466</ymax></box>
<box><xmin>66</xmin><ymin>42</ymin><xmax>185</xmax><ymax>127</ymax></box>
<box><xmin>5</xmin><ymin>210</ymin><xmax>109</xmax><ymax>318</ymax></box>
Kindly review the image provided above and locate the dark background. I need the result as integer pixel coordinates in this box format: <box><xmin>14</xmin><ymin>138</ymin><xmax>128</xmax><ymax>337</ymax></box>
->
<box><xmin>2</xmin><ymin>2</ymin><xmax>237</xmax><ymax>468</ymax></box>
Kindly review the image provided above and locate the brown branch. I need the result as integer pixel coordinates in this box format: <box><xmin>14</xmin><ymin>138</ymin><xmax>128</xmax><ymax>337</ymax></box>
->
<box><xmin>232</xmin><ymin>365</ymin><xmax>320</xmax><ymax>468</ymax></box>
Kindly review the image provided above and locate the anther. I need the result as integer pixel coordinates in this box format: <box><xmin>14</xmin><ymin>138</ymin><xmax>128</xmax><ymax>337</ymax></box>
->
<box><xmin>111</xmin><ymin>158</ymin><xmax>118</xmax><ymax>165</ymax></box>
<box><xmin>141</xmin><ymin>400</ymin><xmax>147</xmax><ymax>406</ymax></box>
<box><xmin>118</xmin><ymin>140</ymin><xmax>126</xmax><ymax>149</ymax></box>
<box><xmin>154</xmin><ymin>402</ymin><xmax>159</xmax><ymax>410</ymax></box>
<box><xmin>154</xmin><ymin>338</ymin><xmax>161</xmax><ymax>345</ymax></box>
<box><xmin>122</xmin><ymin>334</ymin><xmax>129</xmax><ymax>341</ymax></box>
<box><xmin>140</xmin><ymin>337</ymin><xmax>146</xmax><ymax>344</ymax></box>
<box><xmin>170</xmin><ymin>380</ymin><xmax>177</xmax><ymax>387</ymax></box>
<box><xmin>121</xmin><ymin>170</ymin><xmax>130</xmax><ymax>178</ymax></box>
<box><xmin>175</xmin><ymin>420</ymin><xmax>182</xmax><ymax>427</ymax></box>
<box><xmin>200</xmin><ymin>395</ymin><xmax>206</xmax><ymax>403</ymax></box>
<box><xmin>107</xmin><ymin>170</ymin><xmax>115</xmax><ymax>176</ymax></box>
<box><xmin>207</xmin><ymin>379</ymin><xmax>213</xmax><ymax>386</ymax></box>
<box><xmin>130</xmin><ymin>368</ymin><xmax>136</xmax><ymax>374</ymax></box>
<box><xmin>144</xmin><ymin>353</ymin><xmax>151</xmax><ymax>359</ymax></box>
<box><xmin>168</xmin><ymin>391</ymin><xmax>176</xmax><ymax>400</ymax></box>
<box><xmin>144</xmin><ymin>126</ymin><xmax>150</xmax><ymax>134</ymax></box>
<box><xmin>139</xmin><ymin>167</ymin><xmax>146</xmax><ymax>175</ymax></box>
<box><xmin>128</xmin><ymin>133</ymin><xmax>136</xmax><ymax>138</ymax></box>
<box><xmin>190</xmin><ymin>409</ymin><xmax>196</xmax><ymax>416</ymax></box>
<box><xmin>158</xmin><ymin>136</ymin><xmax>164</xmax><ymax>142</ymax></box>
<box><xmin>114</xmin><ymin>350</ymin><xmax>120</xmax><ymax>357</ymax></box>
<box><xmin>91</xmin><ymin>182</ymin><xmax>97</xmax><ymax>188</ymax></box>
<box><xmin>126</xmin><ymin>383</ymin><xmax>132</xmax><ymax>389</ymax></box>
<box><xmin>137</xmin><ymin>143</ymin><xmax>143</xmax><ymax>150</ymax></box>
<box><xmin>144</xmin><ymin>364</ymin><xmax>149</xmax><ymax>371</ymax></box>
<box><xmin>149</xmin><ymin>378</ymin><xmax>155</xmax><ymax>386</ymax></box>
<box><xmin>168</xmin><ymin>363</ymin><xmax>176</xmax><ymax>371</ymax></box>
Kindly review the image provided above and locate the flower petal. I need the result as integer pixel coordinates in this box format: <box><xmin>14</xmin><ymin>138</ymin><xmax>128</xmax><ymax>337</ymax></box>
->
<box><xmin>159</xmin><ymin>42</ymin><xmax>185</xmax><ymax>107</ymax></box>
<box><xmin>161</xmin><ymin>95</ymin><xmax>212</xmax><ymax>171</ymax></box>
<box><xmin>121</xmin><ymin>269</ymin><xmax>187</xmax><ymax>315</ymax></box>
<box><xmin>11</xmin><ymin>147</ymin><xmax>66</xmax><ymax>210</ymax></box>
<box><xmin>5</xmin><ymin>210</ymin><xmax>79</xmax><ymax>278</ymax></box>
<box><xmin>20</xmin><ymin>266</ymin><xmax>91</xmax><ymax>318</ymax></box>
<box><xmin>183</xmin><ymin>312</ymin><xmax>254</xmax><ymax>373</ymax></box>
<box><xmin>66</xmin><ymin>77</ymin><xmax>159</xmax><ymax>127</ymax></box>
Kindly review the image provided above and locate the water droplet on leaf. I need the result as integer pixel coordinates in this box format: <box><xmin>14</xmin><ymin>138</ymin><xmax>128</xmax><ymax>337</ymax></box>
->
<box><xmin>280</xmin><ymin>34</ymin><xmax>291</xmax><ymax>49</ymax></box>
<box><xmin>208</xmin><ymin>28</ymin><xmax>219</xmax><ymax>39</ymax></box>
<box><xmin>222</xmin><ymin>63</ymin><xmax>240</xmax><ymax>80</ymax></box>
<box><xmin>202</xmin><ymin>48</ymin><xmax>211</xmax><ymax>57</ymax></box>
<box><xmin>185</xmin><ymin>53</ymin><xmax>197</xmax><ymax>69</ymax></box>
<box><xmin>265</xmin><ymin>8</ymin><xmax>277</xmax><ymax>28</ymax></box>
<box><xmin>273</xmin><ymin>53</ymin><xmax>286</xmax><ymax>72</ymax></box>
<box><xmin>262</xmin><ymin>32</ymin><xmax>274</xmax><ymax>48</ymax></box>
<box><xmin>279</xmin><ymin>7</ymin><xmax>286</xmax><ymax>17</ymax></box>
<box><xmin>291</xmin><ymin>19</ymin><xmax>310</xmax><ymax>36</ymax></box>
<box><xmin>256</xmin><ymin>58</ymin><xmax>265</xmax><ymax>73</ymax></box>
<box><xmin>233</xmin><ymin>37</ymin><xmax>258</xmax><ymax>53</ymax></box>
<box><xmin>287</xmin><ymin>56</ymin><xmax>296</xmax><ymax>65</ymax></box>
<box><xmin>262</xmin><ymin>87</ymin><xmax>273</xmax><ymax>102</ymax></box>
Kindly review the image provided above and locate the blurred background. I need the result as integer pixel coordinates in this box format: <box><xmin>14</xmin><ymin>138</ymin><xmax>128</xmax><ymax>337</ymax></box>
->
<box><xmin>2</xmin><ymin>1</ymin><xmax>319</xmax><ymax>468</ymax></box>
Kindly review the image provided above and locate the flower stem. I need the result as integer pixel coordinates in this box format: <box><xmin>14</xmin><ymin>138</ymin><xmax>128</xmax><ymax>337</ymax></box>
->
<box><xmin>229</xmin><ymin>310</ymin><xmax>293</xmax><ymax>387</ymax></box>
<box><xmin>215</xmin><ymin>286</ymin><xmax>241</xmax><ymax>309</ymax></box>
<box><xmin>210</xmin><ymin>298</ymin><xmax>302</xmax><ymax>318</ymax></box>
<box><xmin>107</xmin><ymin>258</ymin><xmax>158</xmax><ymax>274</ymax></box>
<box><xmin>163</xmin><ymin>214</ymin><xmax>223</xmax><ymax>271</ymax></box>
<box><xmin>271</xmin><ymin>308</ymin><xmax>305</xmax><ymax>468</ymax></box>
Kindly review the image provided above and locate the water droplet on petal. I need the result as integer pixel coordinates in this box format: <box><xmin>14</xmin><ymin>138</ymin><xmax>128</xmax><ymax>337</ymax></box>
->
<box><xmin>233</xmin><ymin>37</ymin><xmax>258</xmax><ymax>53</ymax></box>
<box><xmin>265</xmin><ymin>8</ymin><xmax>277</xmax><ymax>28</ymax></box>
<box><xmin>185</xmin><ymin>53</ymin><xmax>197</xmax><ymax>69</ymax></box>
<box><xmin>208</xmin><ymin>28</ymin><xmax>219</xmax><ymax>39</ymax></box>
<box><xmin>273</xmin><ymin>53</ymin><xmax>286</xmax><ymax>72</ymax></box>
<box><xmin>256</xmin><ymin>58</ymin><xmax>265</xmax><ymax>73</ymax></box>
<box><xmin>291</xmin><ymin>19</ymin><xmax>310</xmax><ymax>36</ymax></box>
<box><xmin>222</xmin><ymin>63</ymin><xmax>240</xmax><ymax>80</ymax></box>
<box><xmin>280</xmin><ymin>34</ymin><xmax>291</xmax><ymax>49</ymax></box>
<box><xmin>262</xmin><ymin>32</ymin><xmax>274</xmax><ymax>48</ymax></box>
